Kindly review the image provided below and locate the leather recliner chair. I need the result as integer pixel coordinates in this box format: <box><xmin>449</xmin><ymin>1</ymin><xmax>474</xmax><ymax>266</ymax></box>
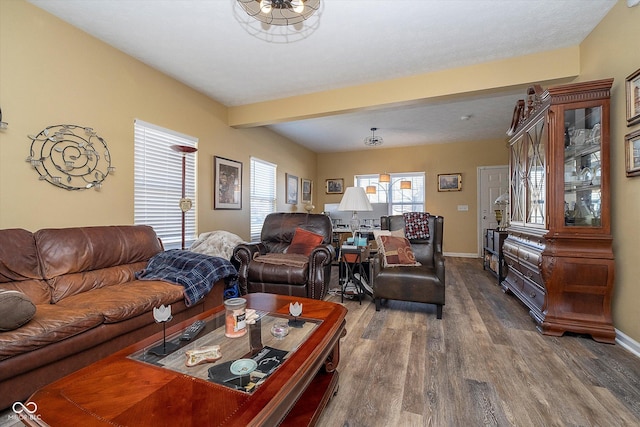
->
<box><xmin>372</xmin><ymin>214</ymin><xmax>445</xmax><ymax>318</ymax></box>
<box><xmin>233</xmin><ymin>213</ymin><xmax>335</xmax><ymax>300</ymax></box>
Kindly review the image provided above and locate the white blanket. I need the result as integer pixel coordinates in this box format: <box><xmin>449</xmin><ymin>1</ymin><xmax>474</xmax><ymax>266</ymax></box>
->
<box><xmin>189</xmin><ymin>230</ymin><xmax>245</xmax><ymax>260</ymax></box>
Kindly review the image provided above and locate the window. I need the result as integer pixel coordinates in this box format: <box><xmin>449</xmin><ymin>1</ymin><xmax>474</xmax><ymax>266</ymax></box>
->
<box><xmin>250</xmin><ymin>157</ymin><xmax>277</xmax><ymax>241</ymax></box>
<box><xmin>356</xmin><ymin>172</ymin><xmax>425</xmax><ymax>214</ymax></box>
<box><xmin>134</xmin><ymin>119</ymin><xmax>197</xmax><ymax>249</ymax></box>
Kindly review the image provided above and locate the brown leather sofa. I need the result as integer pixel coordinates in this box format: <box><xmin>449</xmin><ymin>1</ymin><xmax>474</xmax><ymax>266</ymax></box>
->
<box><xmin>0</xmin><ymin>225</ymin><xmax>225</xmax><ymax>410</ymax></box>
<box><xmin>233</xmin><ymin>213</ymin><xmax>334</xmax><ymax>300</ymax></box>
<box><xmin>372</xmin><ymin>214</ymin><xmax>445</xmax><ymax>318</ymax></box>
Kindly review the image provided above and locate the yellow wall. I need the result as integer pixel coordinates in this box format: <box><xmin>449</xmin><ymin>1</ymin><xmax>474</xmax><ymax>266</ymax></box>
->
<box><xmin>318</xmin><ymin>139</ymin><xmax>509</xmax><ymax>254</ymax></box>
<box><xmin>0</xmin><ymin>0</ymin><xmax>316</xmax><ymax>240</ymax></box>
<box><xmin>578</xmin><ymin>1</ymin><xmax>640</xmax><ymax>343</ymax></box>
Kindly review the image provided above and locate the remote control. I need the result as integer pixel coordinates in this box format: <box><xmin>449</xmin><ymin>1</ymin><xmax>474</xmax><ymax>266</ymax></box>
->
<box><xmin>179</xmin><ymin>320</ymin><xmax>206</xmax><ymax>341</ymax></box>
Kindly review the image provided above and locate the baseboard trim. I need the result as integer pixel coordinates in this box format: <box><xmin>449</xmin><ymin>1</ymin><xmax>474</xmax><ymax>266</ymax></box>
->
<box><xmin>616</xmin><ymin>328</ymin><xmax>640</xmax><ymax>358</ymax></box>
<box><xmin>444</xmin><ymin>252</ymin><xmax>477</xmax><ymax>258</ymax></box>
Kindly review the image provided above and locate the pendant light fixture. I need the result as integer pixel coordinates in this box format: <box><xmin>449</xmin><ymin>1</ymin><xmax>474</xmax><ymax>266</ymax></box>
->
<box><xmin>237</xmin><ymin>0</ymin><xmax>320</xmax><ymax>26</ymax></box>
<box><xmin>364</xmin><ymin>127</ymin><xmax>384</xmax><ymax>146</ymax></box>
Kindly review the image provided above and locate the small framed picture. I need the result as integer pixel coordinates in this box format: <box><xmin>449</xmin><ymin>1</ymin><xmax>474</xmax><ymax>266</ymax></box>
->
<box><xmin>626</xmin><ymin>68</ymin><xmax>640</xmax><ymax>126</ymax></box>
<box><xmin>438</xmin><ymin>173</ymin><xmax>462</xmax><ymax>192</ymax></box>
<box><xmin>214</xmin><ymin>156</ymin><xmax>242</xmax><ymax>210</ymax></box>
<box><xmin>286</xmin><ymin>173</ymin><xmax>299</xmax><ymax>204</ymax></box>
<box><xmin>301</xmin><ymin>178</ymin><xmax>312</xmax><ymax>203</ymax></box>
<box><xmin>625</xmin><ymin>129</ymin><xmax>640</xmax><ymax>177</ymax></box>
<box><xmin>325</xmin><ymin>178</ymin><xmax>344</xmax><ymax>194</ymax></box>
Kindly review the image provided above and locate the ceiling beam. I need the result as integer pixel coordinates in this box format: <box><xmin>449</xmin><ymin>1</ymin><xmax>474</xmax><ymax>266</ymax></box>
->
<box><xmin>228</xmin><ymin>46</ymin><xmax>579</xmax><ymax>128</ymax></box>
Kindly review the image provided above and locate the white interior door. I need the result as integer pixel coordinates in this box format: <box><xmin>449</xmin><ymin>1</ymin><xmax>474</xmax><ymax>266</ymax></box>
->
<box><xmin>477</xmin><ymin>166</ymin><xmax>509</xmax><ymax>255</ymax></box>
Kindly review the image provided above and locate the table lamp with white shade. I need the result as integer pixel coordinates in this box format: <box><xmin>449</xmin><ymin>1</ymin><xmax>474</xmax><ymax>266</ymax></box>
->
<box><xmin>338</xmin><ymin>187</ymin><xmax>373</xmax><ymax>238</ymax></box>
<box><xmin>494</xmin><ymin>192</ymin><xmax>510</xmax><ymax>230</ymax></box>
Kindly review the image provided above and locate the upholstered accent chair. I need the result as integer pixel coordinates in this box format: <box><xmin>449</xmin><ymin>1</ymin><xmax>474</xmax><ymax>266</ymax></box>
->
<box><xmin>372</xmin><ymin>214</ymin><xmax>445</xmax><ymax>318</ymax></box>
<box><xmin>233</xmin><ymin>213</ymin><xmax>335</xmax><ymax>300</ymax></box>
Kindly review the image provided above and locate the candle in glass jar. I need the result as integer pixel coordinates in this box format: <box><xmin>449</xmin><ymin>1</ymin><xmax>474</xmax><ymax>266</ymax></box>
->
<box><xmin>224</xmin><ymin>298</ymin><xmax>247</xmax><ymax>338</ymax></box>
<box><xmin>270</xmin><ymin>322</ymin><xmax>289</xmax><ymax>339</ymax></box>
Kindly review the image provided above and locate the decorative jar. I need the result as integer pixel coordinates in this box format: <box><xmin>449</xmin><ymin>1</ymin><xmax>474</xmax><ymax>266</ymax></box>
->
<box><xmin>224</xmin><ymin>297</ymin><xmax>247</xmax><ymax>338</ymax></box>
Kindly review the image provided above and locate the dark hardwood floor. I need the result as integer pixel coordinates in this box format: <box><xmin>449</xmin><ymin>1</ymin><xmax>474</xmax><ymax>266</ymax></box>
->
<box><xmin>1</xmin><ymin>257</ymin><xmax>638</xmax><ymax>426</ymax></box>
<box><xmin>317</xmin><ymin>257</ymin><xmax>640</xmax><ymax>427</ymax></box>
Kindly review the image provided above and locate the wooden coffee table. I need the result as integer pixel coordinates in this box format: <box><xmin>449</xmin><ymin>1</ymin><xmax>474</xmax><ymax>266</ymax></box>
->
<box><xmin>23</xmin><ymin>293</ymin><xmax>347</xmax><ymax>427</ymax></box>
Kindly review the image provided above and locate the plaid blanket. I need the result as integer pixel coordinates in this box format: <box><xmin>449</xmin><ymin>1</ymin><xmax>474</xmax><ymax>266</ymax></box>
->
<box><xmin>136</xmin><ymin>249</ymin><xmax>237</xmax><ymax>307</ymax></box>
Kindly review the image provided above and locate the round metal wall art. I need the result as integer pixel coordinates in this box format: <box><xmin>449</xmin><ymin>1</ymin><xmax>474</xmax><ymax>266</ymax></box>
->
<box><xmin>27</xmin><ymin>124</ymin><xmax>115</xmax><ymax>191</ymax></box>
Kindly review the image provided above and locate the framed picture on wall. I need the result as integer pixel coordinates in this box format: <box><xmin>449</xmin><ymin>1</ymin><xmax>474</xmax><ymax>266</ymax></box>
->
<box><xmin>301</xmin><ymin>178</ymin><xmax>312</xmax><ymax>203</ymax></box>
<box><xmin>626</xmin><ymin>68</ymin><xmax>640</xmax><ymax>126</ymax></box>
<box><xmin>325</xmin><ymin>178</ymin><xmax>344</xmax><ymax>194</ymax></box>
<box><xmin>625</xmin><ymin>129</ymin><xmax>640</xmax><ymax>177</ymax></box>
<box><xmin>437</xmin><ymin>173</ymin><xmax>462</xmax><ymax>192</ymax></box>
<box><xmin>214</xmin><ymin>156</ymin><xmax>242</xmax><ymax>209</ymax></box>
<box><xmin>286</xmin><ymin>173</ymin><xmax>299</xmax><ymax>204</ymax></box>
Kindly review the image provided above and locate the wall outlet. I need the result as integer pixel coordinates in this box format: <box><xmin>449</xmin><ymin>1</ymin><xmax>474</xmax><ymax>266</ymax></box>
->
<box><xmin>457</xmin><ymin>205</ymin><xmax>469</xmax><ymax>211</ymax></box>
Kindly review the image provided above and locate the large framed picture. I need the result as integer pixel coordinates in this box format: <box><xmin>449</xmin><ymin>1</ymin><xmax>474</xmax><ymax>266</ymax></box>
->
<box><xmin>214</xmin><ymin>156</ymin><xmax>242</xmax><ymax>210</ymax></box>
<box><xmin>626</xmin><ymin>68</ymin><xmax>640</xmax><ymax>127</ymax></box>
<box><xmin>325</xmin><ymin>178</ymin><xmax>344</xmax><ymax>194</ymax></box>
<box><xmin>625</xmin><ymin>129</ymin><xmax>640</xmax><ymax>177</ymax></box>
<box><xmin>301</xmin><ymin>178</ymin><xmax>312</xmax><ymax>203</ymax></box>
<box><xmin>437</xmin><ymin>173</ymin><xmax>462</xmax><ymax>192</ymax></box>
<box><xmin>286</xmin><ymin>173</ymin><xmax>299</xmax><ymax>204</ymax></box>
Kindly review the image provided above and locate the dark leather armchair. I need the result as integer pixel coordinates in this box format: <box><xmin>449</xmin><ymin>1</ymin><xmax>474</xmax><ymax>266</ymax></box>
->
<box><xmin>233</xmin><ymin>213</ymin><xmax>335</xmax><ymax>300</ymax></box>
<box><xmin>372</xmin><ymin>214</ymin><xmax>445</xmax><ymax>318</ymax></box>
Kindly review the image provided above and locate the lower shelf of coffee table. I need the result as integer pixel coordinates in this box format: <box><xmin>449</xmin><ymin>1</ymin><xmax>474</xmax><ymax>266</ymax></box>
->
<box><xmin>281</xmin><ymin>370</ymin><xmax>339</xmax><ymax>427</ymax></box>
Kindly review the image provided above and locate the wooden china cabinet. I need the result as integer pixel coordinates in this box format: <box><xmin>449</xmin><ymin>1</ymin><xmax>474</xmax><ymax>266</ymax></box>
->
<box><xmin>502</xmin><ymin>79</ymin><xmax>615</xmax><ymax>344</ymax></box>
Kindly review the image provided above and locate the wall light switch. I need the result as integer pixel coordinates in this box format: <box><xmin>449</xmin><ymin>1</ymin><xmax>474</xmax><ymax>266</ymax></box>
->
<box><xmin>457</xmin><ymin>205</ymin><xmax>469</xmax><ymax>211</ymax></box>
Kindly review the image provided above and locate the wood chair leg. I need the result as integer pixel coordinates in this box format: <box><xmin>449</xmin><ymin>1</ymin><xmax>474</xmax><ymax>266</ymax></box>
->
<box><xmin>436</xmin><ymin>304</ymin><xmax>443</xmax><ymax>319</ymax></box>
<box><xmin>375</xmin><ymin>298</ymin><xmax>381</xmax><ymax>311</ymax></box>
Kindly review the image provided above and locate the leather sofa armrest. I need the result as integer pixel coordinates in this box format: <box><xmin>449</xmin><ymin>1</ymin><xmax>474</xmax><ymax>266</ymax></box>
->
<box><xmin>309</xmin><ymin>243</ymin><xmax>335</xmax><ymax>266</ymax></box>
<box><xmin>306</xmin><ymin>243</ymin><xmax>335</xmax><ymax>300</ymax></box>
<box><xmin>434</xmin><ymin>252</ymin><xmax>445</xmax><ymax>285</ymax></box>
<box><xmin>233</xmin><ymin>242</ymin><xmax>267</xmax><ymax>295</ymax></box>
<box><xmin>234</xmin><ymin>242</ymin><xmax>266</xmax><ymax>258</ymax></box>
<box><xmin>371</xmin><ymin>252</ymin><xmax>383</xmax><ymax>279</ymax></box>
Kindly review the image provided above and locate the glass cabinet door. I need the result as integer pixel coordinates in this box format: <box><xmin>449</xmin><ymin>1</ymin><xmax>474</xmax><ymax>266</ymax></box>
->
<box><xmin>526</xmin><ymin>118</ymin><xmax>546</xmax><ymax>227</ymax></box>
<box><xmin>563</xmin><ymin>106</ymin><xmax>602</xmax><ymax>227</ymax></box>
<box><xmin>510</xmin><ymin>135</ymin><xmax>525</xmax><ymax>224</ymax></box>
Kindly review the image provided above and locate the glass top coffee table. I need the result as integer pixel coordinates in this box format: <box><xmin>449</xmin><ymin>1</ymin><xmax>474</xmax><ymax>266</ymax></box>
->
<box><xmin>129</xmin><ymin>307</ymin><xmax>319</xmax><ymax>393</ymax></box>
<box><xmin>25</xmin><ymin>293</ymin><xmax>347</xmax><ymax>427</ymax></box>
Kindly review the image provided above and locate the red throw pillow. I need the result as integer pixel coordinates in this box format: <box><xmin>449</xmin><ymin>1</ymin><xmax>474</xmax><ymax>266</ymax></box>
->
<box><xmin>286</xmin><ymin>228</ymin><xmax>324</xmax><ymax>256</ymax></box>
<box><xmin>379</xmin><ymin>235</ymin><xmax>420</xmax><ymax>267</ymax></box>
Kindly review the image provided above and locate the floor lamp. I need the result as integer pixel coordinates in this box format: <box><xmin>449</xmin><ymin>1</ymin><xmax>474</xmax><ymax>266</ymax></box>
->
<box><xmin>170</xmin><ymin>144</ymin><xmax>197</xmax><ymax>250</ymax></box>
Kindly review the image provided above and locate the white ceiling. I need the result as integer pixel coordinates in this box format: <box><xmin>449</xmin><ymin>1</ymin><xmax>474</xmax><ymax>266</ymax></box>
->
<box><xmin>28</xmin><ymin>0</ymin><xmax>617</xmax><ymax>153</ymax></box>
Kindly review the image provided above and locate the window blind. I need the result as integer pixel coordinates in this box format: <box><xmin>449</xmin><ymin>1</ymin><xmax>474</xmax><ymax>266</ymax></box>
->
<box><xmin>134</xmin><ymin>119</ymin><xmax>197</xmax><ymax>249</ymax></box>
<box><xmin>250</xmin><ymin>157</ymin><xmax>277</xmax><ymax>242</ymax></box>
